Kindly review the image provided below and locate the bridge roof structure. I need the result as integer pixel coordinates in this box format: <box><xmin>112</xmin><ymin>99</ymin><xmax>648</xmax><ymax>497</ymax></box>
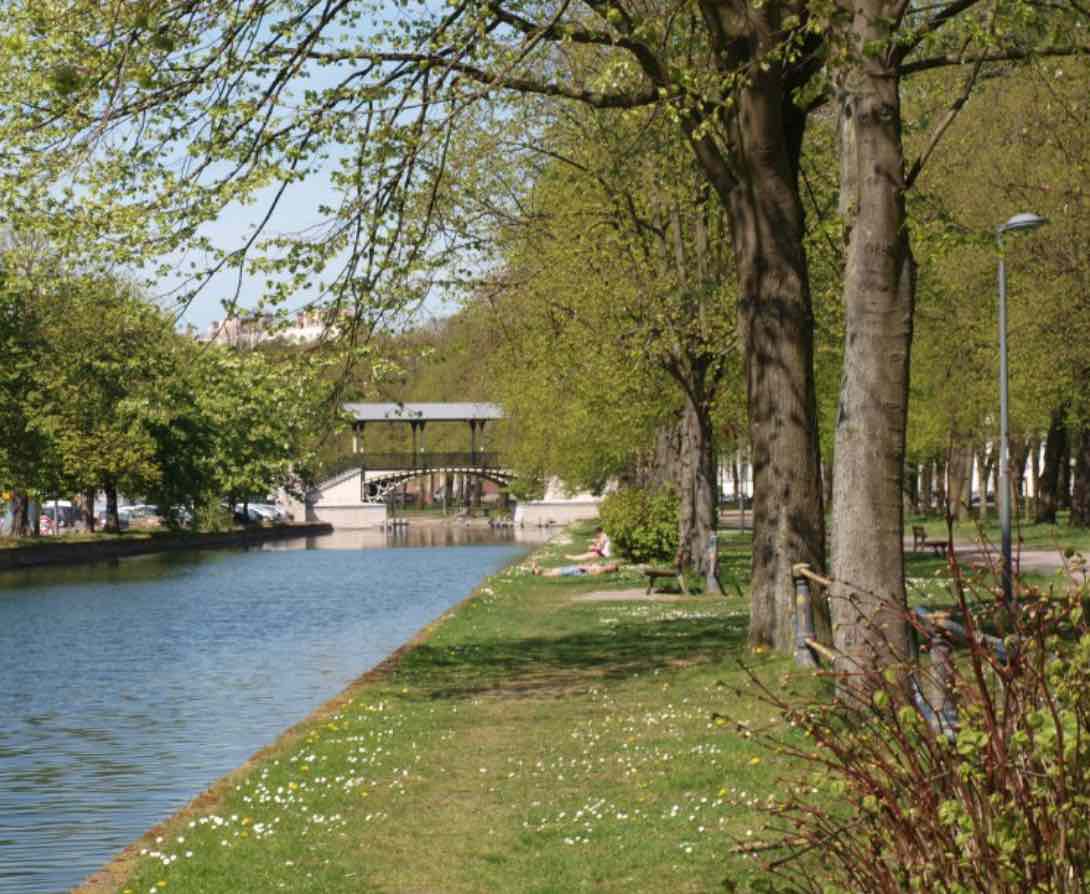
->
<box><xmin>343</xmin><ymin>402</ymin><xmax>504</xmax><ymax>423</ymax></box>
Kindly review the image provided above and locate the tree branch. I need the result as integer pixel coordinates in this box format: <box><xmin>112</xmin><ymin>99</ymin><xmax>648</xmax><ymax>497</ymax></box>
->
<box><xmin>899</xmin><ymin>43</ymin><xmax>1090</xmax><ymax>75</ymax></box>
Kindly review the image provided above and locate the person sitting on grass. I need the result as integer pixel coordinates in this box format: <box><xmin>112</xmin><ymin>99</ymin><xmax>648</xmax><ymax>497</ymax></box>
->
<box><xmin>531</xmin><ymin>559</ymin><xmax>620</xmax><ymax>578</ymax></box>
<box><xmin>565</xmin><ymin>527</ymin><xmax>612</xmax><ymax>561</ymax></box>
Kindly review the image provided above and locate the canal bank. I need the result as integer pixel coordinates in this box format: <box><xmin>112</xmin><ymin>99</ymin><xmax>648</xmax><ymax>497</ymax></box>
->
<box><xmin>1</xmin><ymin>531</ymin><xmax>538</xmax><ymax>894</ymax></box>
<box><xmin>0</xmin><ymin>522</ymin><xmax>333</xmax><ymax>572</ymax></box>
<box><xmin>76</xmin><ymin>524</ymin><xmax>805</xmax><ymax>894</ymax></box>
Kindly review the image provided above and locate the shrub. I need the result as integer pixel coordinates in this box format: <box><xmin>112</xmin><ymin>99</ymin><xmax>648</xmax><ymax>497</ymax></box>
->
<box><xmin>598</xmin><ymin>487</ymin><xmax>678</xmax><ymax>564</ymax></box>
<box><xmin>732</xmin><ymin>569</ymin><xmax>1090</xmax><ymax>893</ymax></box>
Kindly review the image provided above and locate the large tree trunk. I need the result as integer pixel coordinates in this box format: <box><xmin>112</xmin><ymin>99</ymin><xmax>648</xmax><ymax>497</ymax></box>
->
<box><xmin>723</xmin><ymin>84</ymin><xmax>826</xmax><ymax>651</ymax></box>
<box><xmin>1070</xmin><ymin>426</ymin><xmax>1090</xmax><ymax>527</ymax></box>
<box><xmin>829</xmin><ymin>31</ymin><xmax>914</xmax><ymax>682</ymax></box>
<box><xmin>1036</xmin><ymin>406</ymin><xmax>1067</xmax><ymax>523</ymax></box>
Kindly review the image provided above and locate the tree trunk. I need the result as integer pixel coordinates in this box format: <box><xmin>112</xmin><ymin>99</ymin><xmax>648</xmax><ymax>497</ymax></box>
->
<box><xmin>1010</xmin><ymin>436</ymin><xmax>1029</xmax><ymax>521</ymax></box>
<box><xmin>1036</xmin><ymin>406</ymin><xmax>1067</xmax><ymax>524</ymax></box>
<box><xmin>1070</xmin><ymin>426</ymin><xmax>1090</xmax><ymax>527</ymax></box>
<box><xmin>905</xmin><ymin>461</ymin><xmax>918</xmax><ymax>515</ymax></box>
<box><xmin>934</xmin><ymin>458</ymin><xmax>947</xmax><ymax>517</ymax></box>
<box><xmin>1058</xmin><ymin>432</ymin><xmax>1072</xmax><ymax>511</ymax></box>
<box><xmin>105</xmin><ymin>483</ymin><xmax>120</xmax><ymax>533</ymax></box>
<box><xmin>723</xmin><ymin>82</ymin><xmax>826</xmax><ymax>651</ymax></box>
<box><xmin>946</xmin><ymin>440</ymin><xmax>972</xmax><ymax>523</ymax></box>
<box><xmin>82</xmin><ymin>488</ymin><xmax>96</xmax><ymax>532</ymax></box>
<box><xmin>829</xmin><ymin>34</ymin><xmax>914</xmax><ymax>682</ymax></box>
<box><xmin>11</xmin><ymin>491</ymin><xmax>30</xmax><ymax>537</ymax></box>
<box><xmin>676</xmin><ymin>396</ymin><xmax>720</xmax><ymax>591</ymax></box>
<box><xmin>1029</xmin><ymin>436</ymin><xmax>1041</xmax><ymax>518</ymax></box>
<box><xmin>920</xmin><ymin>461</ymin><xmax>933</xmax><ymax>515</ymax></box>
<box><xmin>976</xmin><ymin>446</ymin><xmax>993</xmax><ymax>522</ymax></box>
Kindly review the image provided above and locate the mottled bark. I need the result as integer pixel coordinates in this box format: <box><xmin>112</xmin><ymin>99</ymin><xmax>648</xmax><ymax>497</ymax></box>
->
<box><xmin>676</xmin><ymin>397</ymin><xmax>719</xmax><ymax>590</ymax></box>
<box><xmin>722</xmin><ymin>81</ymin><xmax>826</xmax><ymax>651</ymax></box>
<box><xmin>829</xmin><ymin>21</ymin><xmax>914</xmax><ymax>681</ymax></box>
<box><xmin>81</xmin><ymin>488</ymin><xmax>96</xmax><ymax>532</ymax></box>
<box><xmin>1036</xmin><ymin>407</ymin><xmax>1067</xmax><ymax>524</ymax></box>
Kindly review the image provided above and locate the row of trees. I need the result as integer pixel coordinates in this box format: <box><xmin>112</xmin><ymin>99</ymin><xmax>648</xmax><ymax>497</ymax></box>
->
<box><xmin>0</xmin><ymin>260</ymin><xmax>328</xmax><ymax>535</ymax></box>
<box><xmin>0</xmin><ymin>0</ymin><xmax>1087</xmax><ymax>672</ymax></box>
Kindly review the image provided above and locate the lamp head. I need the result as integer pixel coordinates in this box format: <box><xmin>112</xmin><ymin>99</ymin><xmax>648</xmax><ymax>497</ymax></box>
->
<box><xmin>999</xmin><ymin>212</ymin><xmax>1048</xmax><ymax>234</ymax></box>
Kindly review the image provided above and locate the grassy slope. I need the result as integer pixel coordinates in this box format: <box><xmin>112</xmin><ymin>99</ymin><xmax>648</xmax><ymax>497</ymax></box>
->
<box><xmin>94</xmin><ymin>526</ymin><xmax>819</xmax><ymax>894</ymax></box>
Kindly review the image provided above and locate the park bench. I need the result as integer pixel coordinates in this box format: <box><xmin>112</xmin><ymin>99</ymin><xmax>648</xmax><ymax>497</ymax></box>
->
<box><xmin>643</xmin><ymin>563</ymin><xmax>686</xmax><ymax>595</ymax></box>
<box><xmin>912</xmin><ymin>525</ymin><xmax>949</xmax><ymax>557</ymax></box>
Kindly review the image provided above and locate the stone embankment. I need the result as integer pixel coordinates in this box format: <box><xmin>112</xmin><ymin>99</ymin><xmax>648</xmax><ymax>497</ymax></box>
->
<box><xmin>0</xmin><ymin>523</ymin><xmax>333</xmax><ymax>572</ymax></box>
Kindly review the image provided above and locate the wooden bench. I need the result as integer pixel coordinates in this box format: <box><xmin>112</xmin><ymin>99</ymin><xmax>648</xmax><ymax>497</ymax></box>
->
<box><xmin>644</xmin><ymin>566</ymin><xmax>686</xmax><ymax>595</ymax></box>
<box><xmin>912</xmin><ymin>525</ymin><xmax>949</xmax><ymax>557</ymax></box>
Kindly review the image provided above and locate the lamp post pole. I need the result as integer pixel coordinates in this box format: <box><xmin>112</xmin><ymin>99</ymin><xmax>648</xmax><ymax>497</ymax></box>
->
<box><xmin>996</xmin><ymin>238</ymin><xmax>1013</xmax><ymax>610</ymax></box>
<box><xmin>996</xmin><ymin>212</ymin><xmax>1047</xmax><ymax>611</ymax></box>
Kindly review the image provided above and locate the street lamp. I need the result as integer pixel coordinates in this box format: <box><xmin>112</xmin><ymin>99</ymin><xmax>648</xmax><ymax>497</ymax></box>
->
<box><xmin>997</xmin><ymin>212</ymin><xmax>1048</xmax><ymax>610</ymax></box>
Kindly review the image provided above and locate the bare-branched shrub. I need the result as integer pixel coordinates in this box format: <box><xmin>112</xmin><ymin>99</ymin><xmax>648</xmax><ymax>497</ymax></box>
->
<box><xmin>731</xmin><ymin>568</ymin><xmax>1090</xmax><ymax>893</ymax></box>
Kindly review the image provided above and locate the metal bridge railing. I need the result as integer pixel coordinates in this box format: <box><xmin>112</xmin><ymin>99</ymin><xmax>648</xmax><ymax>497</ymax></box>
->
<box><xmin>318</xmin><ymin>451</ymin><xmax>504</xmax><ymax>483</ymax></box>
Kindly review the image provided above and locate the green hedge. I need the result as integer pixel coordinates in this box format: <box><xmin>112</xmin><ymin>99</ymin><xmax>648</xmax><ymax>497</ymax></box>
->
<box><xmin>599</xmin><ymin>487</ymin><xmax>679</xmax><ymax>564</ymax></box>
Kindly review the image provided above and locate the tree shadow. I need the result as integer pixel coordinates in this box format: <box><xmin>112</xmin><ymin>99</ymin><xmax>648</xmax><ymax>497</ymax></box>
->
<box><xmin>394</xmin><ymin>612</ymin><xmax>750</xmax><ymax>699</ymax></box>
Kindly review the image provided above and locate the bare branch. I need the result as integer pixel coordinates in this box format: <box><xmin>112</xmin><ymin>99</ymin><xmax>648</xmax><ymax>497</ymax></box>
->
<box><xmin>899</xmin><ymin>43</ymin><xmax>1090</xmax><ymax>75</ymax></box>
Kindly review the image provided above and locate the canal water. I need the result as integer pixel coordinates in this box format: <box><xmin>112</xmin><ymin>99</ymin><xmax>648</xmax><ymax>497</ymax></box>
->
<box><xmin>0</xmin><ymin>527</ymin><xmax>546</xmax><ymax>893</ymax></box>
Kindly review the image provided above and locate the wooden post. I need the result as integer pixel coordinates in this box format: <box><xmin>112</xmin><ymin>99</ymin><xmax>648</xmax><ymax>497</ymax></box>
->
<box><xmin>929</xmin><ymin>631</ymin><xmax>958</xmax><ymax>736</ymax></box>
<box><xmin>791</xmin><ymin>564</ymin><xmax>819</xmax><ymax>669</ymax></box>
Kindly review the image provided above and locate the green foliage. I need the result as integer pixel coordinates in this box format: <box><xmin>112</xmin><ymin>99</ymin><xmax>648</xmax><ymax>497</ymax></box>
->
<box><xmin>0</xmin><ymin>255</ymin><xmax>329</xmax><ymax>535</ymax></box>
<box><xmin>598</xmin><ymin>487</ymin><xmax>679</xmax><ymax>564</ymax></box>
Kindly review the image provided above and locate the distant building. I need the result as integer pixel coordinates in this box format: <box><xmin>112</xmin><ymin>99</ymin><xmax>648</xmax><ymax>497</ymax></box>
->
<box><xmin>197</xmin><ymin>309</ymin><xmax>335</xmax><ymax>346</ymax></box>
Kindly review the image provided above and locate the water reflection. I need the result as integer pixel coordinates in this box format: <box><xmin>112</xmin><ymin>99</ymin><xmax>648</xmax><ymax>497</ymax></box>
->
<box><xmin>261</xmin><ymin>523</ymin><xmax>550</xmax><ymax>552</ymax></box>
<box><xmin>0</xmin><ymin>530</ymin><xmax>539</xmax><ymax>894</ymax></box>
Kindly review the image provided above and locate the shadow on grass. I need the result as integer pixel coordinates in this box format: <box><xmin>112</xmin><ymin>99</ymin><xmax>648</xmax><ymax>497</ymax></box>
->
<box><xmin>395</xmin><ymin>613</ymin><xmax>749</xmax><ymax>699</ymax></box>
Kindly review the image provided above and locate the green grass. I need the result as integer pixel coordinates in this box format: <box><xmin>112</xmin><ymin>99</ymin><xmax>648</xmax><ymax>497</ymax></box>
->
<box><xmin>95</xmin><ymin>524</ymin><xmax>817</xmax><ymax>894</ymax></box>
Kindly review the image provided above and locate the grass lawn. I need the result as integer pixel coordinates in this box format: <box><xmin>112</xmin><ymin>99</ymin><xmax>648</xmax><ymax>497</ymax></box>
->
<box><xmin>88</xmin><ymin>526</ymin><xmax>821</xmax><ymax>894</ymax></box>
<box><xmin>908</xmin><ymin>511</ymin><xmax>1090</xmax><ymax>555</ymax></box>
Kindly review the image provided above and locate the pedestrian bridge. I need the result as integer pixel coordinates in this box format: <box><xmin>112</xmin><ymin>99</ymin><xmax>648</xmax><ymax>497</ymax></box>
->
<box><xmin>294</xmin><ymin>401</ymin><xmax>603</xmax><ymax>529</ymax></box>
<box><xmin>301</xmin><ymin>403</ymin><xmax>515</xmax><ymax>527</ymax></box>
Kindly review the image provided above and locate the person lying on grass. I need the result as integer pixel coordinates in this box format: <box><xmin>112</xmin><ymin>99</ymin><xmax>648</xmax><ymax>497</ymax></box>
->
<box><xmin>531</xmin><ymin>560</ymin><xmax>620</xmax><ymax>577</ymax></box>
<box><xmin>565</xmin><ymin>528</ymin><xmax>612</xmax><ymax>561</ymax></box>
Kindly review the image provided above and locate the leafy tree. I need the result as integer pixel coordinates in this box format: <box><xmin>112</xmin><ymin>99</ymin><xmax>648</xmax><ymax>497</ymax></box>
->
<box><xmin>446</xmin><ymin>103</ymin><xmax>739</xmax><ymax>580</ymax></box>
<box><xmin>1</xmin><ymin>0</ymin><xmax>1086</xmax><ymax>658</ymax></box>
<box><xmin>30</xmin><ymin>276</ymin><xmax>178</xmax><ymax>531</ymax></box>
